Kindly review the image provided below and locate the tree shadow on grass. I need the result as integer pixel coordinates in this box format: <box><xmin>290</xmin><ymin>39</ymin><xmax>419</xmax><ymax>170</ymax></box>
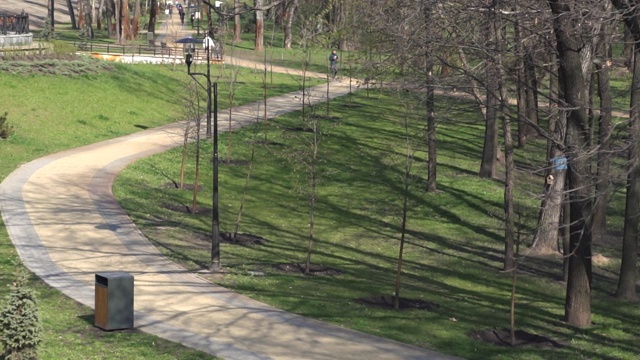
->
<box><xmin>274</xmin><ymin>263</ymin><xmax>342</xmax><ymax>276</ymax></box>
<box><xmin>468</xmin><ymin>329</ymin><xmax>567</xmax><ymax>349</ymax></box>
<box><xmin>355</xmin><ymin>295</ymin><xmax>439</xmax><ymax>311</ymax></box>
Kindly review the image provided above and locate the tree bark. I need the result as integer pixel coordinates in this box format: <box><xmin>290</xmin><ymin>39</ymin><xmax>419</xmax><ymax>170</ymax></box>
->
<box><xmin>78</xmin><ymin>0</ymin><xmax>85</xmax><ymax>29</ymax></box>
<box><xmin>234</xmin><ymin>0</ymin><xmax>242</xmax><ymax>43</ymax></box>
<box><xmin>531</xmin><ymin>154</ymin><xmax>566</xmax><ymax>254</ymax></box>
<box><xmin>255</xmin><ymin>0</ymin><xmax>265</xmax><ymax>50</ymax></box>
<box><xmin>548</xmin><ymin>0</ymin><xmax>593</xmax><ymax>327</ymax></box>
<box><xmin>122</xmin><ymin>0</ymin><xmax>132</xmax><ymax>41</ymax></box>
<box><xmin>148</xmin><ymin>0</ymin><xmax>157</xmax><ymax>34</ymax></box>
<box><xmin>424</xmin><ymin>0</ymin><xmax>436</xmax><ymax>192</ymax></box>
<box><xmin>67</xmin><ymin>0</ymin><xmax>78</xmax><ymax>29</ymax></box>
<box><xmin>499</xmin><ymin>19</ymin><xmax>515</xmax><ymax>271</ymax></box>
<box><xmin>84</xmin><ymin>0</ymin><xmax>95</xmax><ymax>38</ymax></box>
<box><xmin>49</xmin><ymin>0</ymin><xmax>55</xmax><ymax>31</ymax></box>
<box><xmin>97</xmin><ymin>0</ymin><xmax>105</xmax><ymax>30</ymax></box>
<box><xmin>282</xmin><ymin>0</ymin><xmax>298</xmax><ymax>49</ymax></box>
<box><xmin>115</xmin><ymin>0</ymin><xmax>121</xmax><ymax>43</ymax></box>
<box><xmin>479</xmin><ymin>4</ymin><xmax>500</xmax><ymax>179</ymax></box>
<box><xmin>132</xmin><ymin>0</ymin><xmax>141</xmax><ymax>35</ymax></box>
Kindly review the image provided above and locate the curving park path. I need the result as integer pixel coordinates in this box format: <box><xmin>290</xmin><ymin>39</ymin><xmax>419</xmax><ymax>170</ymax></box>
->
<box><xmin>0</xmin><ymin>81</ymin><xmax>461</xmax><ymax>360</ymax></box>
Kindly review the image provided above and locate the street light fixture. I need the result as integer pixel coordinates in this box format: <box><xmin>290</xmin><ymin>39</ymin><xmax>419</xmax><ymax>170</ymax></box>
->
<box><xmin>185</xmin><ymin>41</ymin><xmax>220</xmax><ymax>271</ymax></box>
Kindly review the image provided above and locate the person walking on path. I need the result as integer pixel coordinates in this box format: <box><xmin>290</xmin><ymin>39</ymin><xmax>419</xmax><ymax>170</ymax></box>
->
<box><xmin>177</xmin><ymin>3</ymin><xmax>185</xmax><ymax>25</ymax></box>
<box><xmin>329</xmin><ymin>49</ymin><xmax>339</xmax><ymax>79</ymax></box>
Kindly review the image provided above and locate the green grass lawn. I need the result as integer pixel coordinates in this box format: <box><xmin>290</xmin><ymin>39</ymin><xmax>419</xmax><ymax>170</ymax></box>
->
<box><xmin>113</xmin><ymin>89</ymin><xmax>639</xmax><ymax>360</ymax></box>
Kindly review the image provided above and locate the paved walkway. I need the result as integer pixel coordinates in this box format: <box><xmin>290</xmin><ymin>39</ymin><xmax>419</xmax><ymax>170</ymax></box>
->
<box><xmin>0</xmin><ymin>79</ymin><xmax>460</xmax><ymax>360</ymax></box>
<box><xmin>0</xmin><ymin>10</ymin><xmax>461</xmax><ymax>360</ymax></box>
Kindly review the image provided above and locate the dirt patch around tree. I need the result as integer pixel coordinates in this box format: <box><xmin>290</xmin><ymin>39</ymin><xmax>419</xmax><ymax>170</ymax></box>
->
<box><xmin>274</xmin><ymin>263</ymin><xmax>342</xmax><ymax>276</ymax></box>
<box><xmin>221</xmin><ymin>232</ymin><xmax>268</xmax><ymax>246</ymax></box>
<box><xmin>161</xmin><ymin>182</ymin><xmax>201</xmax><ymax>191</ymax></box>
<box><xmin>163</xmin><ymin>203</ymin><xmax>211</xmax><ymax>215</ymax></box>
<box><xmin>468</xmin><ymin>329</ymin><xmax>566</xmax><ymax>349</ymax></box>
<box><xmin>188</xmin><ymin>231</ymin><xmax>269</xmax><ymax>246</ymax></box>
<box><xmin>355</xmin><ymin>295</ymin><xmax>439</xmax><ymax>311</ymax></box>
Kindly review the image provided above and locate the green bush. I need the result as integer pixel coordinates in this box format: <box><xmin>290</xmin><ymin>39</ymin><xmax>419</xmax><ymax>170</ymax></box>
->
<box><xmin>0</xmin><ymin>267</ymin><xmax>43</xmax><ymax>360</ymax></box>
<box><xmin>50</xmin><ymin>40</ymin><xmax>77</xmax><ymax>54</ymax></box>
<box><xmin>39</xmin><ymin>17</ymin><xmax>56</xmax><ymax>42</ymax></box>
<box><xmin>0</xmin><ymin>112</ymin><xmax>13</xmax><ymax>139</ymax></box>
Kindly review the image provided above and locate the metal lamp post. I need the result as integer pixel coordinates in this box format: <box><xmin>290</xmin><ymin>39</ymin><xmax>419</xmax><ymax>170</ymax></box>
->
<box><xmin>185</xmin><ymin>44</ymin><xmax>220</xmax><ymax>271</ymax></box>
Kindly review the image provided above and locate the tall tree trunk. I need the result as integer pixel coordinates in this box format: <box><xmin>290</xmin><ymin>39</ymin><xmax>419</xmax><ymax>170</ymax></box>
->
<box><xmin>78</xmin><ymin>0</ymin><xmax>85</xmax><ymax>29</ymax></box>
<box><xmin>97</xmin><ymin>0</ymin><xmax>105</xmax><ymax>30</ymax></box>
<box><xmin>617</xmin><ymin>56</ymin><xmax>640</xmax><ymax>299</ymax></box>
<box><xmin>67</xmin><ymin>0</ymin><xmax>78</xmax><ymax>29</ymax></box>
<box><xmin>531</xmin><ymin>150</ymin><xmax>566</xmax><ymax>254</ymax></box>
<box><xmin>282</xmin><ymin>0</ymin><xmax>297</xmax><ymax>49</ymax></box>
<box><xmin>548</xmin><ymin>0</ymin><xmax>593</xmax><ymax>328</ymax></box>
<box><xmin>424</xmin><ymin>0</ymin><xmax>436</xmax><ymax>192</ymax></box>
<box><xmin>234</xmin><ymin>0</ymin><xmax>241</xmax><ymax>43</ymax></box>
<box><xmin>498</xmin><ymin>10</ymin><xmax>515</xmax><ymax>271</ymax></box>
<box><xmin>612</xmin><ymin>0</ymin><xmax>640</xmax><ymax>301</ymax></box>
<box><xmin>337</xmin><ymin>0</ymin><xmax>348</xmax><ymax>50</ymax></box>
<box><xmin>255</xmin><ymin>0</ymin><xmax>264</xmax><ymax>50</ymax></box>
<box><xmin>522</xmin><ymin>49</ymin><xmax>539</xmax><ymax>145</ymax></box>
<box><xmin>623</xmin><ymin>25</ymin><xmax>634</xmax><ymax>70</ymax></box>
<box><xmin>115</xmin><ymin>0</ymin><xmax>121</xmax><ymax>43</ymax></box>
<box><xmin>148</xmin><ymin>0</ymin><xmax>157</xmax><ymax>34</ymax></box>
<box><xmin>479</xmin><ymin>5</ymin><xmax>499</xmax><ymax>179</ymax></box>
<box><xmin>49</xmin><ymin>0</ymin><xmax>55</xmax><ymax>31</ymax></box>
<box><xmin>84</xmin><ymin>0</ymin><xmax>95</xmax><ymax>38</ymax></box>
<box><xmin>532</xmin><ymin>34</ymin><xmax>564</xmax><ymax>254</ymax></box>
<box><xmin>616</xmin><ymin>68</ymin><xmax>640</xmax><ymax>299</ymax></box>
<box><xmin>132</xmin><ymin>0</ymin><xmax>141</xmax><ymax>35</ymax></box>
<box><xmin>122</xmin><ymin>0</ymin><xmax>132</xmax><ymax>41</ymax></box>
<box><xmin>592</xmin><ymin>13</ymin><xmax>614</xmax><ymax>242</ymax></box>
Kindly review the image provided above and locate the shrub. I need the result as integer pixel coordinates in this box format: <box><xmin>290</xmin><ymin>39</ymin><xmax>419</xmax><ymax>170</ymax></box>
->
<box><xmin>0</xmin><ymin>112</ymin><xmax>14</xmax><ymax>139</ymax></box>
<box><xmin>51</xmin><ymin>40</ymin><xmax>76</xmax><ymax>54</ymax></box>
<box><xmin>39</xmin><ymin>17</ymin><xmax>56</xmax><ymax>42</ymax></box>
<box><xmin>0</xmin><ymin>267</ymin><xmax>43</xmax><ymax>360</ymax></box>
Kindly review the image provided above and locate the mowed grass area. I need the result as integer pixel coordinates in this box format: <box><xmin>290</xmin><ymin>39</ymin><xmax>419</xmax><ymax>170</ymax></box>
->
<box><xmin>0</xmin><ymin>57</ymin><xmax>321</xmax><ymax>359</ymax></box>
<box><xmin>113</xmin><ymin>89</ymin><xmax>639</xmax><ymax>360</ymax></box>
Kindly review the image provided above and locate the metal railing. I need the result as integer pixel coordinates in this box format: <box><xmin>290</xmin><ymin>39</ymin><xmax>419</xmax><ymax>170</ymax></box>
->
<box><xmin>74</xmin><ymin>41</ymin><xmax>224</xmax><ymax>61</ymax></box>
<box><xmin>74</xmin><ymin>41</ymin><xmax>177</xmax><ymax>57</ymax></box>
<box><xmin>0</xmin><ymin>12</ymin><xmax>30</xmax><ymax>35</ymax></box>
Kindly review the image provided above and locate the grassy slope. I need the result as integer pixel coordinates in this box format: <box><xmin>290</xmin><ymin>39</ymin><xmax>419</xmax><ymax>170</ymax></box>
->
<box><xmin>113</xmin><ymin>89</ymin><xmax>639</xmax><ymax>360</ymax></box>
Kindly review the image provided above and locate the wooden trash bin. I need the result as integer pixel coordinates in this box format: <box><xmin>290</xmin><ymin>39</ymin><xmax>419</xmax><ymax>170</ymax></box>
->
<box><xmin>94</xmin><ymin>272</ymin><xmax>134</xmax><ymax>330</ymax></box>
